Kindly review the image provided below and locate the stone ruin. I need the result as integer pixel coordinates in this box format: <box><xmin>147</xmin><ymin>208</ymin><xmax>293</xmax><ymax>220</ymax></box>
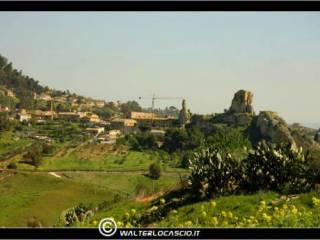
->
<box><xmin>179</xmin><ymin>99</ymin><xmax>191</xmax><ymax>127</ymax></box>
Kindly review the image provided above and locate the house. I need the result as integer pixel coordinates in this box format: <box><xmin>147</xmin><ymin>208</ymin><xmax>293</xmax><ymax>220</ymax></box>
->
<box><xmin>57</xmin><ymin>112</ymin><xmax>79</xmax><ymax>121</ymax></box>
<box><xmin>31</xmin><ymin>110</ymin><xmax>56</xmax><ymax>120</ymax></box>
<box><xmin>78</xmin><ymin>112</ymin><xmax>89</xmax><ymax>118</ymax></box>
<box><xmin>54</xmin><ymin>96</ymin><xmax>67</xmax><ymax>103</ymax></box>
<box><xmin>129</xmin><ymin>111</ymin><xmax>176</xmax><ymax>129</ymax></box>
<box><xmin>108</xmin><ymin>130</ymin><xmax>122</xmax><ymax>139</ymax></box>
<box><xmin>89</xmin><ymin>113</ymin><xmax>100</xmax><ymax>123</ymax></box>
<box><xmin>17</xmin><ymin>109</ymin><xmax>32</xmax><ymax>122</ymax></box>
<box><xmin>86</xmin><ymin>127</ymin><xmax>105</xmax><ymax>135</ymax></box>
<box><xmin>130</xmin><ymin>111</ymin><xmax>156</xmax><ymax>120</ymax></box>
<box><xmin>0</xmin><ymin>105</ymin><xmax>9</xmax><ymax>112</ymax></box>
<box><xmin>94</xmin><ymin>100</ymin><xmax>105</xmax><ymax>108</ymax></box>
<box><xmin>34</xmin><ymin>93</ymin><xmax>52</xmax><ymax>101</ymax></box>
<box><xmin>111</xmin><ymin>118</ymin><xmax>137</xmax><ymax>135</ymax></box>
<box><xmin>97</xmin><ymin>130</ymin><xmax>121</xmax><ymax>144</ymax></box>
<box><xmin>4</xmin><ymin>90</ymin><xmax>15</xmax><ymax>97</ymax></box>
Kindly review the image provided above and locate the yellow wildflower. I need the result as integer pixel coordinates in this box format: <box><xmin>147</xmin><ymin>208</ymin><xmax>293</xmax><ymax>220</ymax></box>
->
<box><xmin>202</xmin><ymin>211</ymin><xmax>207</xmax><ymax>218</ymax></box>
<box><xmin>185</xmin><ymin>221</ymin><xmax>193</xmax><ymax>227</ymax></box>
<box><xmin>131</xmin><ymin>209</ymin><xmax>136</xmax><ymax>215</ymax></box>
<box><xmin>210</xmin><ymin>201</ymin><xmax>217</xmax><ymax>208</ymax></box>
<box><xmin>262</xmin><ymin>213</ymin><xmax>272</xmax><ymax>222</ymax></box>
<box><xmin>211</xmin><ymin>217</ymin><xmax>218</xmax><ymax>225</ymax></box>
<box><xmin>221</xmin><ymin>211</ymin><xmax>227</xmax><ymax>218</ymax></box>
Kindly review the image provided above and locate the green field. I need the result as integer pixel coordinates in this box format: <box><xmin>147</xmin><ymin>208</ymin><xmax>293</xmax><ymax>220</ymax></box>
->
<box><xmin>0</xmin><ymin>169</ymin><xmax>181</xmax><ymax>227</ymax></box>
<box><xmin>0</xmin><ymin>131</ymin><xmax>29</xmax><ymax>155</ymax></box>
<box><xmin>40</xmin><ymin>144</ymin><xmax>184</xmax><ymax>172</ymax></box>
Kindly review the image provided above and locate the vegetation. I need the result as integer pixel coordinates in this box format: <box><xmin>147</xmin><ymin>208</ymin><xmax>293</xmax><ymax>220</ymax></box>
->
<box><xmin>188</xmin><ymin>141</ymin><xmax>319</xmax><ymax>198</ymax></box>
<box><xmin>0</xmin><ymin>54</ymin><xmax>46</xmax><ymax>109</ymax></box>
<box><xmin>148</xmin><ymin>162</ymin><xmax>161</xmax><ymax>180</ymax></box>
<box><xmin>22</xmin><ymin>144</ymin><xmax>43</xmax><ymax>167</ymax></box>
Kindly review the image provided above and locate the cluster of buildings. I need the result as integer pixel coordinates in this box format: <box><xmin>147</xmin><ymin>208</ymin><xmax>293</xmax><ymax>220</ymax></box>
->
<box><xmin>1</xmin><ymin>87</ymin><xmax>192</xmax><ymax>145</ymax></box>
<box><xmin>33</xmin><ymin>92</ymin><xmax>108</xmax><ymax>110</ymax></box>
<box><xmin>16</xmin><ymin>109</ymin><xmax>108</xmax><ymax>125</ymax></box>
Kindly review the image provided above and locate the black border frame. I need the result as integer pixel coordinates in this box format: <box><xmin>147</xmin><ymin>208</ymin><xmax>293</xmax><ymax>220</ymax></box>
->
<box><xmin>0</xmin><ymin>1</ymin><xmax>320</xmax><ymax>11</ymax></box>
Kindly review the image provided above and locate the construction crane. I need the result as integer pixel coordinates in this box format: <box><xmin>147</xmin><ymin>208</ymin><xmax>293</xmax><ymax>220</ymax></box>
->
<box><xmin>138</xmin><ymin>94</ymin><xmax>183</xmax><ymax>111</ymax></box>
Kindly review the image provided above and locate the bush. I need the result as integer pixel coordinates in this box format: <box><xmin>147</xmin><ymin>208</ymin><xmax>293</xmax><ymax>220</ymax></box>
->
<box><xmin>128</xmin><ymin>133</ymin><xmax>157</xmax><ymax>151</ymax></box>
<box><xmin>188</xmin><ymin>147</ymin><xmax>243</xmax><ymax>198</ymax></box>
<box><xmin>7</xmin><ymin>162</ymin><xmax>17</xmax><ymax>169</ymax></box>
<box><xmin>42</xmin><ymin>143</ymin><xmax>55</xmax><ymax>155</ymax></box>
<box><xmin>148</xmin><ymin>162</ymin><xmax>161</xmax><ymax>180</ymax></box>
<box><xmin>162</xmin><ymin>128</ymin><xmax>189</xmax><ymax>153</ymax></box>
<box><xmin>243</xmin><ymin>141</ymin><xmax>318</xmax><ymax>194</ymax></box>
<box><xmin>23</xmin><ymin>144</ymin><xmax>42</xmax><ymax>167</ymax></box>
<box><xmin>188</xmin><ymin>142</ymin><xmax>319</xmax><ymax>198</ymax></box>
<box><xmin>206</xmin><ymin>126</ymin><xmax>251</xmax><ymax>152</ymax></box>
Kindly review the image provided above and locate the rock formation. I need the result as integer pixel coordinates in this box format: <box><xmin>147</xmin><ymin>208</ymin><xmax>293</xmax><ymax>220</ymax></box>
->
<box><xmin>255</xmin><ymin>111</ymin><xmax>295</xmax><ymax>144</ymax></box>
<box><xmin>229</xmin><ymin>90</ymin><xmax>255</xmax><ymax>115</ymax></box>
<box><xmin>179</xmin><ymin>99</ymin><xmax>191</xmax><ymax>127</ymax></box>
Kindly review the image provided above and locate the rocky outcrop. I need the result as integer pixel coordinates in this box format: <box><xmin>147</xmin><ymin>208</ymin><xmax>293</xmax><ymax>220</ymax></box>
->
<box><xmin>212</xmin><ymin>112</ymin><xmax>253</xmax><ymax>127</ymax></box>
<box><xmin>179</xmin><ymin>99</ymin><xmax>191</xmax><ymax>127</ymax></box>
<box><xmin>229</xmin><ymin>90</ymin><xmax>255</xmax><ymax>115</ymax></box>
<box><xmin>255</xmin><ymin>111</ymin><xmax>295</xmax><ymax>144</ymax></box>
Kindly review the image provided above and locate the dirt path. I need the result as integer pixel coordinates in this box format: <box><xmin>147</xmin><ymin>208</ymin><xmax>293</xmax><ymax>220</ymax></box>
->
<box><xmin>135</xmin><ymin>191</ymin><xmax>164</xmax><ymax>203</ymax></box>
<box><xmin>48</xmin><ymin>172</ymin><xmax>62</xmax><ymax>178</ymax></box>
<box><xmin>2</xmin><ymin>168</ymin><xmax>188</xmax><ymax>176</ymax></box>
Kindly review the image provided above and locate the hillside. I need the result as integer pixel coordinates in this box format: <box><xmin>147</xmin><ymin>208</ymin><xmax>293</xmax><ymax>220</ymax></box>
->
<box><xmin>0</xmin><ymin>54</ymin><xmax>320</xmax><ymax>229</ymax></box>
<box><xmin>0</xmin><ymin>54</ymin><xmax>47</xmax><ymax>109</ymax></box>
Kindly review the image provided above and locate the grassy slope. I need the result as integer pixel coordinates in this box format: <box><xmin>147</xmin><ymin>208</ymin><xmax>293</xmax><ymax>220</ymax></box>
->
<box><xmin>0</xmin><ymin>131</ymin><xmax>29</xmax><ymax>155</ymax></box>
<box><xmin>0</xmin><ymin>172</ymin><xmax>117</xmax><ymax>227</ymax></box>
<box><xmin>40</xmin><ymin>144</ymin><xmax>185</xmax><ymax>172</ymax></box>
<box><xmin>153</xmin><ymin>191</ymin><xmax>320</xmax><ymax>227</ymax></box>
<box><xmin>0</xmin><ymin>170</ymin><xmax>181</xmax><ymax>227</ymax></box>
<box><xmin>90</xmin><ymin>191</ymin><xmax>320</xmax><ymax>228</ymax></box>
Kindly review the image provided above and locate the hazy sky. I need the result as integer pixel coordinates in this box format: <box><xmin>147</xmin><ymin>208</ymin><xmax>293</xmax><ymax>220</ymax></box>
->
<box><xmin>0</xmin><ymin>12</ymin><xmax>319</xmax><ymax>126</ymax></box>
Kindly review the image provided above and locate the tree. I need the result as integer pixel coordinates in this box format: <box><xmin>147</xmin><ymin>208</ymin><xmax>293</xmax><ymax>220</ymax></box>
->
<box><xmin>148</xmin><ymin>162</ymin><xmax>161</xmax><ymax>180</ymax></box>
<box><xmin>120</xmin><ymin>101</ymin><xmax>142</xmax><ymax>117</ymax></box>
<box><xmin>0</xmin><ymin>112</ymin><xmax>10</xmax><ymax>131</ymax></box>
<box><xmin>23</xmin><ymin>145</ymin><xmax>42</xmax><ymax>167</ymax></box>
<box><xmin>162</xmin><ymin>128</ymin><xmax>188</xmax><ymax>153</ymax></box>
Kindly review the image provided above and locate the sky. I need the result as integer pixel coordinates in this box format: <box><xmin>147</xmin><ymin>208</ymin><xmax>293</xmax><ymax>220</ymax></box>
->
<box><xmin>0</xmin><ymin>12</ymin><xmax>319</xmax><ymax>127</ymax></box>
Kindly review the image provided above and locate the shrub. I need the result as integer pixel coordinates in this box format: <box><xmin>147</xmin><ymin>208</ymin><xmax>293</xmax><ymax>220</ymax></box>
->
<box><xmin>23</xmin><ymin>144</ymin><xmax>42</xmax><ymax>167</ymax></box>
<box><xmin>188</xmin><ymin>147</ymin><xmax>243</xmax><ymax>198</ymax></box>
<box><xmin>42</xmin><ymin>143</ymin><xmax>55</xmax><ymax>155</ymax></box>
<box><xmin>188</xmin><ymin>141</ymin><xmax>319</xmax><ymax>197</ymax></box>
<box><xmin>243</xmin><ymin>141</ymin><xmax>318</xmax><ymax>194</ymax></box>
<box><xmin>7</xmin><ymin>162</ymin><xmax>17</xmax><ymax>169</ymax></box>
<box><xmin>206</xmin><ymin>126</ymin><xmax>251</xmax><ymax>152</ymax></box>
<box><xmin>148</xmin><ymin>162</ymin><xmax>161</xmax><ymax>180</ymax></box>
<box><xmin>162</xmin><ymin>128</ymin><xmax>188</xmax><ymax>153</ymax></box>
<box><xmin>128</xmin><ymin>133</ymin><xmax>157</xmax><ymax>151</ymax></box>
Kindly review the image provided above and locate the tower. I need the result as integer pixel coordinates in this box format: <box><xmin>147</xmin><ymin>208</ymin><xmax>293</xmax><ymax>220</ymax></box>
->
<box><xmin>179</xmin><ymin>99</ymin><xmax>191</xmax><ymax>127</ymax></box>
